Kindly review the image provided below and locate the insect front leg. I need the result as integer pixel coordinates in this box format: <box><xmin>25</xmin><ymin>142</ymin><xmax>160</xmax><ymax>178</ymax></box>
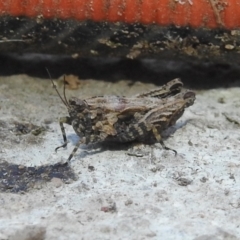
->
<box><xmin>67</xmin><ymin>138</ymin><xmax>85</xmax><ymax>162</ymax></box>
<box><xmin>55</xmin><ymin>116</ymin><xmax>72</xmax><ymax>152</ymax></box>
<box><xmin>152</xmin><ymin>125</ymin><xmax>177</xmax><ymax>155</ymax></box>
<box><xmin>67</xmin><ymin>134</ymin><xmax>104</xmax><ymax>162</ymax></box>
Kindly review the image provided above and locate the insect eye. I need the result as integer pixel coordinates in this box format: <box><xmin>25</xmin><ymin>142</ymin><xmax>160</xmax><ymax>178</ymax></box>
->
<box><xmin>69</xmin><ymin>98</ymin><xmax>79</xmax><ymax>106</ymax></box>
<box><xmin>69</xmin><ymin>98</ymin><xmax>87</xmax><ymax>110</ymax></box>
<box><xmin>69</xmin><ymin>99</ymin><xmax>76</xmax><ymax>105</ymax></box>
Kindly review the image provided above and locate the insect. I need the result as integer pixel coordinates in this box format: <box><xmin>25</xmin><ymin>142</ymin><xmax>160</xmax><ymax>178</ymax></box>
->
<box><xmin>50</xmin><ymin>75</ymin><xmax>195</xmax><ymax>163</ymax></box>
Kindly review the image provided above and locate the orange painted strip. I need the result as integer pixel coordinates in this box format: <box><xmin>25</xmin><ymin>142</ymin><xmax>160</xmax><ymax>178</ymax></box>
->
<box><xmin>92</xmin><ymin>0</ymin><xmax>106</xmax><ymax>21</ymax></box>
<box><xmin>72</xmin><ymin>0</ymin><xmax>87</xmax><ymax>20</ymax></box>
<box><xmin>156</xmin><ymin>0</ymin><xmax>171</xmax><ymax>25</ymax></box>
<box><xmin>224</xmin><ymin>0</ymin><xmax>237</xmax><ymax>29</ymax></box>
<box><xmin>205</xmin><ymin>0</ymin><xmax>220</xmax><ymax>28</ymax></box>
<box><xmin>58</xmin><ymin>0</ymin><xmax>72</xmax><ymax>19</ymax></box>
<box><xmin>171</xmin><ymin>2</ymin><xmax>187</xmax><ymax>26</ymax></box>
<box><xmin>7</xmin><ymin>0</ymin><xmax>22</xmax><ymax>16</ymax></box>
<box><xmin>124</xmin><ymin>0</ymin><xmax>139</xmax><ymax>23</ymax></box>
<box><xmin>41</xmin><ymin>0</ymin><xmax>55</xmax><ymax>19</ymax></box>
<box><xmin>0</xmin><ymin>0</ymin><xmax>240</xmax><ymax>29</ymax></box>
<box><xmin>107</xmin><ymin>0</ymin><xmax>124</xmax><ymax>22</ymax></box>
<box><xmin>190</xmin><ymin>0</ymin><xmax>204</xmax><ymax>28</ymax></box>
<box><xmin>141</xmin><ymin>0</ymin><xmax>153</xmax><ymax>24</ymax></box>
<box><xmin>25</xmin><ymin>0</ymin><xmax>41</xmax><ymax>18</ymax></box>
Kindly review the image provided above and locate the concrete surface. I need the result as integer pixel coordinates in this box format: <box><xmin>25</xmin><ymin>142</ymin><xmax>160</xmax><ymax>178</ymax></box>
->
<box><xmin>0</xmin><ymin>74</ymin><xmax>240</xmax><ymax>240</ymax></box>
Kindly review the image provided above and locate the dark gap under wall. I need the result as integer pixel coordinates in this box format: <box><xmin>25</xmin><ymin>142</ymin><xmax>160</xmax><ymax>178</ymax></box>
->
<box><xmin>0</xmin><ymin>53</ymin><xmax>239</xmax><ymax>89</ymax></box>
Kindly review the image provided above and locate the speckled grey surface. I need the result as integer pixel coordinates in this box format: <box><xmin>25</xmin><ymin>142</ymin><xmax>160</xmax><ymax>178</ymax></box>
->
<box><xmin>0</xmin><ymin>75</ymin><xmax>240</xmax><ymax>240</ymax></box>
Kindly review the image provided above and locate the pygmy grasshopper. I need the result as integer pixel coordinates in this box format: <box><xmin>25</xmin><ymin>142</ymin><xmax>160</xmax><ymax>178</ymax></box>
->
<box><xmin>51</xmin><ymin>76</ymin><xmax>195</xmax><ymax>162</ymax></box>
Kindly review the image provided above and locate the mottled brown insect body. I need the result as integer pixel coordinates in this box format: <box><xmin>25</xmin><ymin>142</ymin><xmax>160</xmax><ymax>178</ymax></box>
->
<box><xmin>51</xmin><ymin>78</ymin><xmax>195</xmax><ymax>162</ymax></box>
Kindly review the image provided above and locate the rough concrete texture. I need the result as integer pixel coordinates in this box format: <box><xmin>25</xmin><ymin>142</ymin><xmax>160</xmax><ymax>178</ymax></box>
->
<box><xmin>0</xmin><ymin>75</ymin><xmax>240</xmax><ymax>240</ymax></box>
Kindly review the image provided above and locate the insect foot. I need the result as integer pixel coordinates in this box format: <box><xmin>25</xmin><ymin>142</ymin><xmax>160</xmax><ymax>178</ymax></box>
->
<box><xmin>51</xmin><ymin>76</ymin><xmax>195</xmax><ymax>163</ymax></box>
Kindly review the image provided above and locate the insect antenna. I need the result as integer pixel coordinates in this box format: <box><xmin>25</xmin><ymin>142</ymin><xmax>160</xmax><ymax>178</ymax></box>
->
<box><xmin>46</xmin><ymin>68</ymin><xmax>70</xmax><ymax>108</ymax></box>
<box><xmin>63</xmin><ymin>75</ymin><xmax>69</xmax><ymax>108</ymax></box>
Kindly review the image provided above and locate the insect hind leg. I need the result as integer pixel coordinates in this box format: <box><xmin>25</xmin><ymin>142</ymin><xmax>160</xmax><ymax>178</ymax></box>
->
<box><xmin>119</xmin><ymin>121</ymin><xmax>177</xmax><ymax>155</ymax></box>
<box><xmin>55</xmin><ymin>116</ymin><xmax>72</xmax><ymax>152</ymax></box>
<box><xmin>67</xmin><ymin>139</ymin><xmax>84</xmax><ymax>162</ymax></box>
<box><xmin>152</xmin><ymin>125</ymin><xmax>177</xmax><ymax>155</ymax></box>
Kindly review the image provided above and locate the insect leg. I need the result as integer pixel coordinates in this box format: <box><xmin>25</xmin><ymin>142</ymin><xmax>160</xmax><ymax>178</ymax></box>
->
<box><xmin>67</xmin><ymin>138</ymin><xmax>85</xmax><ymax>162</ymax></box>
<box><xmin>55</xmin><ymin>116</ymin><xmax>72</xmax><ymax>152</ymax></box>
<box><xmin>67</xmin><ymin>135</ymin><xmax>102</xmax><ymax>162</ymax></box>
<box><xmin>152</xmin><ymin>126</ymin><xmax>177</xmax><ymax>155</ymax></box>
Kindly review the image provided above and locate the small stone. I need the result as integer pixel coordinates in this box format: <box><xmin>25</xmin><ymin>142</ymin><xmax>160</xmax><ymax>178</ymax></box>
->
<box><xmin>125</xmin><ymin>199</ymin><xmax>133</xmax><ymax>206</ymax></box>
<box><xmin>225</xmin><ymin>44</ymin><xmax>235</xmax><ymax>50</ymax></box>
